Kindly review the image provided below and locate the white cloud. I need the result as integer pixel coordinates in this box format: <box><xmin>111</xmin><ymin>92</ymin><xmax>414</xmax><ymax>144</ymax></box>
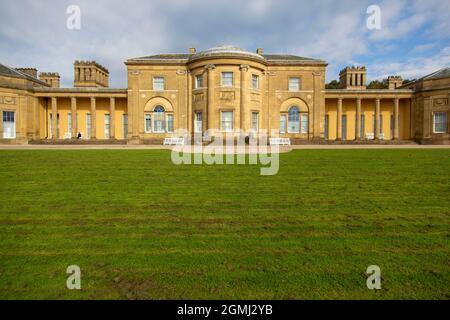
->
<box><xmin>368</xmin><ymin>46</ymin><xmax>450</xmax><ymax>80</ymax></box>
<box><xmin>0</xmin><ymin>0</ymin><xmax>449</xmax><ymax>86</ymax></box>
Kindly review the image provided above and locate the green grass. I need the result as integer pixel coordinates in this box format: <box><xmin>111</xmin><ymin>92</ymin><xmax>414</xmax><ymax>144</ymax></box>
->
<box><xmin>0</xmin><ymin>149</ymin><xmax>449</xmax><ymax>299</ymax></box>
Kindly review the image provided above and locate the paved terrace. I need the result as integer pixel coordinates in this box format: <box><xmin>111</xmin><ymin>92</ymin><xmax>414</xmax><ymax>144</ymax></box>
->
<box><xmin>1</xmin><ymin>144</ymin><xmax>449</xmax><ymax>152</ymax></box>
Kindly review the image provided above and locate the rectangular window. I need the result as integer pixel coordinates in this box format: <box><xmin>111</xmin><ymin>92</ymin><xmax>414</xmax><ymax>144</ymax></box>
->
<box><xmin>86</xmin><ymin>113</ymin><xmax>91</xmax><ymax>139</ymax></box>
<box><xmin>50</xmin><ymin>113</ymin><xmax>60</xmax><ymax>139</ymax></box>
<box><xmin>49</xmin><ymin>113</ymin><xmax>53</xmax><ymax>138</ymax></box>
<box><xmin>153</xmin><ymin>76</ymin><xmax>165</xmax><ymax>91</ymax></box>
<box><xmin>288</xmin><ymin>111</ymin><xmax>300</xmax><ymax>133</ymax></box>
<box><xmin>104</xmin><ymin>114</ymin><xmax>110</xmax><ymax>139</ymax></box>
<box><xmin>194</xmin><ymin>112</ymin><xmax>203</xmax><ymax>133</ymax></box>
<box><xmin>221</xmin><ymin>72</ymin><xmax>233</xmax><ymax>87</ymax></box>
<box><xmin>144</xmin><ymin>114</ymin><xmax>152</xmax><ymax>133</ymax></box>
<box><xmin>68</xmin><ymin>113</ymin><xmax>72</xmax><ymax>137</ymax></box>
<box><xmin>195</xmin><ymin>75</ymin><xmax>203</xmax><ymax>88</ymax></box>
<box><xmin>280</xmin><ymin>114</ymin><xmax>287</xmax><ymax>134</ymax></box>
<box><xmin>252</xmin><ymin>74</ymin><xmax>259</xmax><ymax>89</ymax></box>
<box><xmin>342</xmin><ymin>115</ymin><xmax>347</xmax><ymax>140</ymax></box>
<box><xmin>380</xmin><ymin>115</ymin><xmax>383</xmax><ymax>135</ymax></box>
<box><xmin>167</xmin><ymin>114</ymin><xmax>174</xmax><ymax>133</ymax></box>
<box><xmin>2</xmin><ymin>111</ymin><xmax>15</xmax><ymax>139</ymax></box>
<box><xmin>300</xmin><ymin>113</ymin><xmax>308</xmax><ymax>133</ymax></box>
<box><xmin>360</xmin><ymin>114</ymin><xmax>365</xmax><ymax>138</ymax></box>
<box><xmin>289</xmin><ymin>77</ymin><xmax>300</xmax><ymax>91</ymax></box>
<box><xmin>123</xmin><ymin>114</ymin><xmax>128</xmax><ymax>139</ymax></box>
<box><xmin>324</xmin><ymin>114</ymin><xmax>329</xmax><ymax>140</ymax></box>
<box><xmin>251</xmin><ymin>112</ymin><xmax>259</xmax><ymax>132</ymax></box>
<box><xmin>221</xmin><ymin>111</ymin><xmax>233</xmax><ymax>132</ymax></box>
<box><xmin>390</xmin><ymin>114</ymin><xmax>394</xmax><ymax>138</ymax></box>
<box><xmin>153</xmin><ymin>112</ymin><xmax>165</xmax><ymax>133</ymax></box>
<box><xmin>372</xmin><ymin>114</ymin><xmax>383</xmax><ymax>134</ymax></box>
<box><xmin>434</xmin><ymin>112</ymin><xmax>447</xmax><ymax>133</ymax></box>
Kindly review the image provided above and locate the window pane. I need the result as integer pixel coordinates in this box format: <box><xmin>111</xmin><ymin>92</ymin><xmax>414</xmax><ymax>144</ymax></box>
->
<box><xmin>123</xmin><ymin>114</ymin><xmax>128</xmax><ymax>139</ymax></box>
<box><xmin>153</xmin><ymin>77</ymin><xmax>164</xmax><ymax>91</ymax></box>
<box><xmin>194</xmin><ymin>112</ymin><xmax>202</xmax><ymax>133</ymax></box>
<box><xmin>195</xmin><ymin>75</ymin><xmax>203</xmax><ymax>88</ymax></box>
<box><xmin>288</xmin><ymin>107</ymin><xmax>300</xmax><ymax>133</ymax></box>
<box><xmin>434</xmin><ymin>112</ymin><xmax>447</xmax><ymax>133</ymax></box>
<box><xmin>145</xmin><ymin>114</ymin><xmax>152</xmax><ymax>132</ymax></box>
<box><xmin>252</xmin><ymin>75</ymin><xmax>259</xmax><ymax>89</ymax></box>
<box><xmin>3</xmin><ymin>111</ymin><xmax>15</xmax><ymax>139</ymax></box>
<box><xmin>289</xmin><ymin>77</ymin><xmax>300</xmax><ymax>91</ymax></box>
<box><xmin>221</xmin><ymin>72</ymin><xmax>233</xmax><ymax>87</ymax></box>
<box><xmin>86</xmin><ymin>114</ymin><xmax>91</xmax><ymax>139</ymax></box>
<box><xmin>221</xmin><ymin>111</ymin><xmax>233</xmax><ymax>132</ymax></box>
<box><xmin>300</xmin><ymin>113</ymin><xmax>308</xmax><ymax>133</ymax></box>
<box><xmin>167</xmin><ymin>114</ymin><xmax>174</xmax><ymax>133</ymax></box>
<box><xmin>360</xmin><ymin>114</ymin><xmax>365</xmax><ymax>138</ymax></box>
<box><xmin>68</xmin><ymin>113</ymin><xmax>72</xmax><ymax>134</ymax></box>
<box><xmin>153</xmin><ymin>106</ymin><xmax>165</xmax><ymax>132</ymax></box>
<box><xmin>104</xmin><ymin>114</ymin><xmax>110</xmax><ymax>139</ymax></box>
<box><xmin>252</xmin><ymin>112</ymin><xmax>259</xmax><ymax>131</ymax></box>
<box><xmin>280</xmin><ymin>115</ymin><xmax>286</xmax><ymax>134</ymax></box>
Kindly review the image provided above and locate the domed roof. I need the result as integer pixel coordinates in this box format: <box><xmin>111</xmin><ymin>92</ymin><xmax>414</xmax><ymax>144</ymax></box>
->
<box><xmin>189</xmin><ymin>45</ymin><xmax>265</xmax><ymax>62</ymax></box>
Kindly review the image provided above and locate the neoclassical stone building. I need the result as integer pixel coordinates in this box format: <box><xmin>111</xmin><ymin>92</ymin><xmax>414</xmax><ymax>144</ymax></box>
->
<box><xmin>0</xmin><ymin>45</ymin><xmax>449</xmax><ymax>144</ymax></box>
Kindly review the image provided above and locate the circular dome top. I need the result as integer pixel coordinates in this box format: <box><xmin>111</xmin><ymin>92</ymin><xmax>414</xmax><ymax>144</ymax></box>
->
<box><xmin>189</xmin><ymin>45</ymin><xmax>265</xmax><ymax>62</ymax></box>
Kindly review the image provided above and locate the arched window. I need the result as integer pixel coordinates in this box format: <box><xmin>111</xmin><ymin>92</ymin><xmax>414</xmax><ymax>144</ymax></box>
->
<box><xmin>288</xmin><ymin>106</ymin><xmax>300</xmax><ymax>133</ymax></box>
<box><xmin>153</xmin><ymin>105</ymin><xmax>165</xmax><ymax>133</ymax></box>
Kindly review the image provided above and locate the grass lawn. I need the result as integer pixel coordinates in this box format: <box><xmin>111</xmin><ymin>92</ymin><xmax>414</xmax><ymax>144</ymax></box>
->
<box><xmin>0</xmin><ymin>149</ymin><xmax>449</xmax><ymax>300</ymax></box>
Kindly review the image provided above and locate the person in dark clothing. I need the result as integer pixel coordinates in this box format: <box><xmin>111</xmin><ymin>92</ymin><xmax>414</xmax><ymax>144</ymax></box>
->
<box><xmin>77</xmin><ymin>132</ymin><xmax>82</xmax><ymax>139</ymax></box>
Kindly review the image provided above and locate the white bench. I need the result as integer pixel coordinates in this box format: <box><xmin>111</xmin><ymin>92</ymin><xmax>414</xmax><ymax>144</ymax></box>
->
<box><xmin>269</xmin><ymin>138</ymin><xmax>291</xmax><ymax>146</ymax></box>
<box><xmin>63</xmin><ymin>132</ymin><xmax>72</xmax><ymax>139</ymax></box>
<box><xmin>163</xmin><ymin>137</ymin><xmax>185</xmax><ymax>145</ymax></box>
<box><xmin>365</xmin><ymin>133</ymin><xmax>374</xmax><ymax>140</ymax></box>
<box><xmin>365</xmin><ymin>133</ymin><xmax>385</xmax><ymax>140</ymax></box>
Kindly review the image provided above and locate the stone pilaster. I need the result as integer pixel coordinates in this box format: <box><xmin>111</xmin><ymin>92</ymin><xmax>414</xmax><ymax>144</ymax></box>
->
<box><xmin>205</xmin><ymin>64</ymin><xmax>215</xmax><ymax>132</ymax></box>
<box><xmin>187</xmin><ymin>71</ymin><xmax>193</xmax><ymax>133</ymax></box>
<box><xmin>240</xmin><ymin>64</ymin><xmax>249</xmax><ymax>131</ymax></box>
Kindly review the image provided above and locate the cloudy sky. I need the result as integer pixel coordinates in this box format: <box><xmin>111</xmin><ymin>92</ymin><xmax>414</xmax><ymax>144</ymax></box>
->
<box><xmin>1</xmin><ymin>0</ymin><xmax>449</xmax><ymax>87</ymax></box>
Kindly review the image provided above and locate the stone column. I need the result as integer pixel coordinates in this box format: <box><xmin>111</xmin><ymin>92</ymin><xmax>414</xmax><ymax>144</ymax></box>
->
<box><xmin>34</xmin><ymin>97</ymin><xmax>39</xmax><ymax>138</ymax></box>
<box><xmin>71</xmin><ymin>97</ymin><xmax>77</xmax><ymax>138</ymax></box>
<box><xmin>355</xmin><ymin>97</ymin><xmax>361</xmax><ymax>140</ymax></box>
<box><xmin>337</xmin><ymin>98</ymin><xmax>343</xmax><ymax>140</ymax></box>
<box><xmin>312</xmin><ymin>72</ymin><xmax>323</xmax><ymax>140</ymax></box>
<box><xmin>375</xmin><ymin>98</ymin><xmax>381</xmax><ymax>139</ymax></box>
<box><xmin>90</xmin><ymin>97</ymin><xmax>96</xmax><ymax>139</ymax></box>
<box><xmin>205</xmin><ymin>64</ymin><xmax>215</xmax><ymax>132</ymax></box>
<box><xmin>187</xmin><ymin>71</ymin><xmax>192</xmax><ymax>134</ymax></box>
<box><xmin>110</xmin><ymin>97</ymin><xmax>115</xmax><ymax>139</ymax></box>
<box><xmin>393</xmin><ymin>98</ymin><xmax>399</xmax><ymax>140</ymax></box>
<box><xmin>51</xmin><ymin>97</ymin><xmax>57</xmax><ymax>139</ymax></box>
<box><xmin>240</xmin><ymin>64</ymin><xmax>249</xmax><ymax>132</ymax></box>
